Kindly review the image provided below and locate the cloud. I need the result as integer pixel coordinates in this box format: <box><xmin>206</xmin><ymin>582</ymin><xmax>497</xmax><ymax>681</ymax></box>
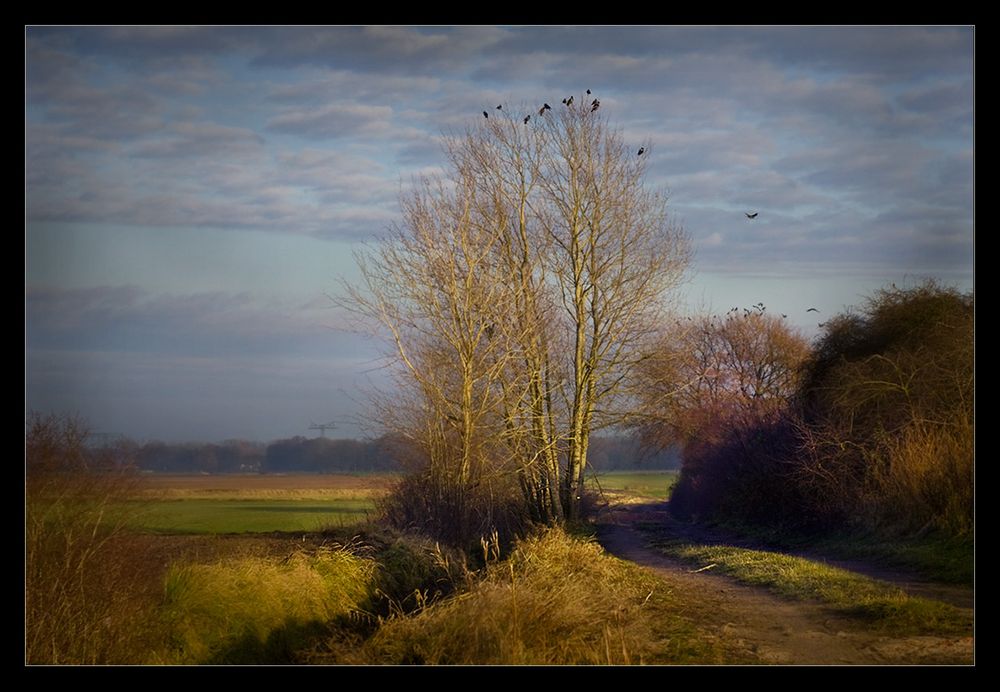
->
<box><xmin>266</xmin><ymin>70</ymin><xmax>442</xmax><ymax>107</ymax></box>
<box><xmin>26</xmin><ymin>285</ymin><xmax>365</xmax><ymax>358</ymax></box>
<box><xmin>132</xmin><ymin>122</ymin><xmax>264</xmax><ymax>158</ymax></box>
<box><xmin>267</xmin><ymin>103</ymin><xmax>394</xmax><ymax>139</ymax></box>
<box><xmin>748</xmin><ymin>26</ymin><xmax>973</xmax><ymax>80</ymax></box>
<box><xmin>23</xmin><ymin>26</ymin><xmax>974</xmax><ymax>442</ymax></box>
<box><xmin>28</xmin><ymin>26</ymin><xmax>240</xmax><ymax>66</ymax></box>
<box><xmin>26</xmin><ymin>26</ymin><xmax>973</xmax><ymax>255</ymax></box>
<box><xmin>249</xmin><ymin>26</ymin><xmax>506</xmax><ymax>74</ymax></box>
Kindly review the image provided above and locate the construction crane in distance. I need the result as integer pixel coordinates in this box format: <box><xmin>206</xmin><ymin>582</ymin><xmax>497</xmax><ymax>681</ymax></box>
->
<box><xmin>308</xmin><ymin>421</ymin><xmax>338</xmax><ymax>438</ymax></box>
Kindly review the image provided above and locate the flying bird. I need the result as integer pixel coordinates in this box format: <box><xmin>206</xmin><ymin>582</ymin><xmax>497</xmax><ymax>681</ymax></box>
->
<box><xmin>806</xmin><ymin>308</ymin><xmax>819</xmax><ymax>313</ymax></box>
<box><xmin>523</xmin><ymin>115</ymin><xmax>531</xmax><ymax>124</ymax></box>
<box><xmin>637</xmin><ymin>147</ymin><xmax>645</xmax><ymax>156</ymax></box>
<box><xmin>591</xmin><ymin>99</ymin><xmax>600</xmax><ymax>112</ymax></box>
<box><xmin>745</xmin><ymin>212</ymin><xmax>758</xmax><ymax>219</ymax></box>
<box><xmin>483</xmin><ymin>111</ymin><xmax>489</xmax><ymax>119</ymax></box>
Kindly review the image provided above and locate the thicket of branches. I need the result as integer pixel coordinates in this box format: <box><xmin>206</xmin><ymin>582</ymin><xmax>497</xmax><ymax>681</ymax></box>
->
<box><xmin>350</xmin><ymin>97</ymin><xmax>690</xmax><ymax>548</ymax></box>
<box><xmin>643</xmin><ymin>283</ymin><xmax>973</xmax><ymax>538</ymax></box>
<box><xmin>793</xmin><ymin>282</ymin><xmax>974</xmax><ymax>535</ymax></box>
<box><xmin>635</xmin><ymin>307</ymin><xmax>811</xmax><ymax>524</ymax></box>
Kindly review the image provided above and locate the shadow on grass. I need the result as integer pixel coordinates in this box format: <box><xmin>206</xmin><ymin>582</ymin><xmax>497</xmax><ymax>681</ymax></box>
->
<box><xmin>204</xmin><ymin>614</ymin><xmax>367</xmax><ymax>665</ymax></box>
<box><xmin>224</xmin><ymin>505</ymin><xmax>370</xmax><ymax>514</ymax></box>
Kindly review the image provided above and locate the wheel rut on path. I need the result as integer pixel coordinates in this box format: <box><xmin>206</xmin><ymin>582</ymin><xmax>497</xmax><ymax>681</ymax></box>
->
<box><xmin>594</xmin><ymin>502</ymin><xmax>973</xmax><ymax>665</ymax></box>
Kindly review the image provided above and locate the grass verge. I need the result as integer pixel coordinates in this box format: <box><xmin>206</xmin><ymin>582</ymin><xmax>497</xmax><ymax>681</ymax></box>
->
<box><xmin>647</xmin><ymin>537</ymin><xmax>971</xmax><ymax>636</ymax></box>
<box><xmin>697</xmin><ymin>519</ymin><xmax>973</xmax><ymax>585</ymax></box>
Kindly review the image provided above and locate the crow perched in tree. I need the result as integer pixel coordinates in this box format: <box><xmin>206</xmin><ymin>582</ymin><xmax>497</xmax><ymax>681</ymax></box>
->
<box><xmin>587</xmin><ymin>89</ymin><xmax>591</xmax><ymax>95</ymax></box>
<box><xmin>496</xmin><ymin>104</ymin><xmax>502</xmax><ymax>110</ymax></box>
<box><xmin>745</xmin><ymin>212</ymin><xmax>758</xmax><ymax>219</ymax></box>
<box><xmin>524</xmin><ymin>115</ymin><xmax>531</xmax><ymax>124</ymax></box>
<box><xmin>591</xmin><ymin>99</ymin><xmax>600</xmax><ymax>112</ymax></box>
<box><xmin>538</xmin><ymin>103</ymin><xmax>551</xmax><ymax>115</ymax></box>
<box><xmin>483</xmin><ymin>111</ymin><xmax>489</xmax><ymax>119</ymax></box>
<box><xmin>637</xmin><ymin>147</ymin><xmax>645</xmax><ymax>156</ymax></box>
<box><xmin>565</xmin><ymin>95</ymin><xmax>574</xmax><ymax>106</ymax></box>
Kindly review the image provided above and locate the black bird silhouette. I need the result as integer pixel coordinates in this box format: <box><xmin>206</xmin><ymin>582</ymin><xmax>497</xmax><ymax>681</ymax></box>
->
<box><xmin>523</xmin><ymin>115</ymin><xmax>531</xmax><ymax>124</ymax></box>
<box><xmin>781</xmin><ymin>314</ymin><xmax>788</xmax><ymax>319</ymax></box>
<box><xmin>591</xmin><ymin>99</ymin><xmax>600</xmax><ymax>112</ymax></box>
<box><xmin>538</xmin><ymin>103</ymin><xmax>551</xmax><ymax>115</ymax></box>
<box><xmin>565</xmin><ymin>95</ymin><xmax>574</xmax><ymax>106</ymax></box>
<box><xmin>561</xmin><ymin>98</ymin><xmax>567</xmax><ymax>104</ymax></box>
<box><xmin>745</xmin><ymin>212</ymin><xmax>758</xmax><ymax>219</ymax></box>
<box><xmin>587</xmin><ymin>89</ymin><xmax>591</xmax><ymax>95</ymax></box>
<box><xmin>496</xmin><ymin>104</ymin><xmax>502</xmax><ymax>110</ymax></box>
<box><xmin>483</xmin><ymin>111</ymin><xmax>489</xmax><ymax>119</ymax></box>
<box><xmin>637</xmin><ymin>147</ymin><xmax>645</xmax><ymax>156</ymax></box>
<box><xmin>806</xmin><ymin>308</ymin><xmax>819</xmax><ymax>313</ymax></box>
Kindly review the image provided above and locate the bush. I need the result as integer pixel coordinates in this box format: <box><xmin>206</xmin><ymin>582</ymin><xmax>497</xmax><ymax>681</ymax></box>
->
<box><xmin>796</xmin><ymin>282</ymin><xmax>973</xmax><ymax>535</ymax></box>
<box><xmin>379</xmin><ymin>462</ymin><xmax>529</xmax><ymax>554</ymax></box>
<box><xmin>671</xmin><ymin>282</ymin><xmax>973</xmax><ymax>539</ymax></box>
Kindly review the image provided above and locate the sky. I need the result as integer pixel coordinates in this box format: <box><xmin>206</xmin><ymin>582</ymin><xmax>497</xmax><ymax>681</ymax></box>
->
<box><xmin>25</xmin><ymin>26</ymin><xmax>975</xmax><ymax>443</ymax></box>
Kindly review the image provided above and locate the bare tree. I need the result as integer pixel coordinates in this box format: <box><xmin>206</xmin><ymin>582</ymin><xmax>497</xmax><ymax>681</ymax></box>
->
<box><xmin>350</xmin><ymin>174</ymin><xmax>524</xmax><ymax>544</ymax></box>
<box><xmin>532</xmin><ymin>104</ymin><xmax>690</xmax><ymax>518</ymax></box>
<box><xmin>349</xmin><ymin>96</ymin><xmax>690</xmax><ymax>536</ymax></box>
<box><xmin>636</xmin><ymin>306</ymin><xmax>809</xmax><ymax>452</ymax></box>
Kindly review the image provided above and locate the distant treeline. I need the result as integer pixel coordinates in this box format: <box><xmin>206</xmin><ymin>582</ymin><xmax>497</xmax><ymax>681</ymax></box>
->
<box><xmin>587</xmin><ymin>435</ymin><xmax>680</xmax><ymax>471</ymax></box>
<box><xmin>129</xmin><ymin>434</ymin><xmax>675</xmax><ymax>474</ymax></box>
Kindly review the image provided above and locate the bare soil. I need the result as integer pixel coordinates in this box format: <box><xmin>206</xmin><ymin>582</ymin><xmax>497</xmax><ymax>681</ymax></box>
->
<box><xmin>595</xmin><ymin>500</ymin><xmax>974</xmax><ymax>665</ymax></box>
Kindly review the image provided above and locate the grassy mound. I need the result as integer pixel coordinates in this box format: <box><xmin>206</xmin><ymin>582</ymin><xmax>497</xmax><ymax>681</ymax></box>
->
<box><xmin>353</xmin><ymin>528</ymin><xmax>722</xmax><ymax>665</ymax></box>
<box><xmin>160</xmin><ymin>547</ymin><xmax>376</xmax><ymax>663</ymax></box>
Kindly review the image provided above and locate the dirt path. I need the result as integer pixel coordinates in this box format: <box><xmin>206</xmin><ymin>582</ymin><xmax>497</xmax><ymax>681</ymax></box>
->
<box><xmin>595</xmin><ymin>500</ymin><xmax>974</xmax><ymax>665</ymax></box>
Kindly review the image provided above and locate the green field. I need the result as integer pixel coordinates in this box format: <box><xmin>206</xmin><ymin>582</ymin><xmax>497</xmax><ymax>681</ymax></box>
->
<box><xmin>132</xmin><ymin>498</ymin><xmax>378</xmax><ymax>534</ymax></box>
<box><xmin>590</xmin><ymin>470</ymin><xmax>678</xmax><ymax>500</ymax></box>
<box><xmin>126</xmin><ymin>472</ymin><xmax>676</xmax><ymax>534</ymax></box>
<box><xmin>124</xmin><ymin>474</ymin><xmax>392</xmax><ymax>534</ymax></box>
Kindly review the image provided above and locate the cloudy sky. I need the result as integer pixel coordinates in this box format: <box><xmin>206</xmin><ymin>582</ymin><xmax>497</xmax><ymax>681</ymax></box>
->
<box><xmin>25</xmin><ymin>26</ymin><xmax>974</xmax><ymax>442</ymax></box>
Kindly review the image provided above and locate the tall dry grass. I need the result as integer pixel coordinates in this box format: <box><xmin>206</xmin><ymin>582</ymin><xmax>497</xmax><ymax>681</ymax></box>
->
<box><xmin>870</xmin><ymin>419</ymin><xmax>974</xmax><ymax>536</ymax></box>
<box><xmin>25</xmin><ymin>413</ymin><xmax>158</xmax><ymax>664</ymax></box>
<box><xmin>160</xmin><ymin>547</ymin><xmax>376</xmax><ymax>664</ymax></box>
<box><xmin>352</xmin><ymin>528</ymin><xmax>705</xmax><ymax>665</ymax></box>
